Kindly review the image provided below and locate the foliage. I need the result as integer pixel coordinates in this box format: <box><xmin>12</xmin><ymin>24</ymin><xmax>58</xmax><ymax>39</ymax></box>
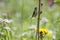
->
<box><xmin>0</xmin><ymin>0</ymin><xmax>60</xmax><ymax>40</ymax></box>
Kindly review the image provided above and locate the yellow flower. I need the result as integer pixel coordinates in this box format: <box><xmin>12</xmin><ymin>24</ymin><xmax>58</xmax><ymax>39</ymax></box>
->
<box><xmin>34</xmin><ymin>28</ymin><xmax>51</xmax><ymax>38</ymax></box>
<box><xmin>39</xmin><ymin>28</ymin><xmax>48</xmax><ymax>35</ymax></box>
<box><xmin>44</xmin><ymin>29</ymin><xmax>48</xmax><ymax>34</ymax></box>
<box><xmin>39</xmin><ymin>28</ymin><xmax>45</xmax><ymax>34</ymax></box>
<box><xmin>34</xmin><ymin>28</ymin><xmax>50</xmax><ymax>35</ymax></box>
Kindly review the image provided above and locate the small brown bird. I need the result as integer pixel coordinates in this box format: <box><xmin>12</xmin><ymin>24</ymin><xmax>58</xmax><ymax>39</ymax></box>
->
<box><xmin>32</xmin><ymin>7</ymin><xmax>37</xmax><ymax>17</ymax></box>
<box><xmin>32</xmin><ymin>3</ymin><xmax>43</xmax><ymax>17</ymax></box>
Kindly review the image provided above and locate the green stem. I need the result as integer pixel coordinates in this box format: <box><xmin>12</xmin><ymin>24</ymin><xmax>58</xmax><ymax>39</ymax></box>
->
<box><xmin>41</xmin><ymin>37</ymin><xmax>43</xmax><ymax>40</ymax></box>
<box><xmin>37</xmin><ymin>0</ymin><xmax>41</xmax><ymax>40</ymax></box>
<box><xmin>40</xmin><ymin>36</ymin><xmax>43</xmax><ymax>40</ymax></box>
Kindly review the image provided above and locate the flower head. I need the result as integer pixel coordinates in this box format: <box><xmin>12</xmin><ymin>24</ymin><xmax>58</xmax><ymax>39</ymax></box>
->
<box><xmin>0</xmin><ymin>32</ymin><xmax>4</xmax><ymax>35</ymax></box>
<box><xmin>34</xmin><ymin>28</ymin><xmax>51</xmax><ymax>37</ymax></box>
<box><xmin>42</xmin><ymin>17</ymin><xmax>49</xmax><ymax>23</ymax></box>
<box><xmin>29</xmin><ymin>25</ymin><xmax>36</xmax><ymax>30</ymax></box>
<box><xmin>0</xmin><ymin>18</ymin><xmax>3</xmax><ymax>23</ymax></box>
<box><xmin>39</xmin><ymin>28</ymin><xmax>48</xmax><ymax>35</ymax></box>
<box><xmin>3</xmin><ymin>27</ymin><xmax>11</xmax><ymax>31</ymax></box>
<box><xmin>3</xmin><ymin>19</ymin><xmax>13</xmax><ymax>24</ymax></box>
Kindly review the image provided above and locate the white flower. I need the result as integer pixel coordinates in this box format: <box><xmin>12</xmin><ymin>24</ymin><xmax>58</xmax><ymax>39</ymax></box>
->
<box><xmin>42</xmin><ymin>17</ymin><xmax>48</xmax><ymax>23</ymax></box>
<box><xmin>0</xmin><ymin>18</ymin><xmax>3</xmax><ymax>23</ymax></box>
<box><xmin>29</xmin><ymin>25</ymin><xmax>36</xmax><ymax>29</ymax></box>
<box><xmin>3</xmin><ymin>27</ymin><xmax>11</xmax><ymax>31</ymax></box>
<box><xmin>21</xmin><ymin>32</ymin><xmax>28</xmax><ymax>36</ymax></box>
<box><xmin>3</xmin><ymin>19</ymin><xmax>13</xmax><ymax>23</ymax></box>
<box><xmin>49</xmin><ymin>30</ymin><xmax>53</xmax><ymax>34</ymax></box>
<box><xmin>0</xmin><ymin>32</ymin><xmax>4</xmax><ymax>35</ymax></box>
<box><xmin>20</xmin><ymin>32</ymin><xmax>29</xmax><ymax>37</ymax></box>
<box><xmin>53</xmin><ymin>35</ymin><xmax>56</xmax><ymax>40</ymax></box>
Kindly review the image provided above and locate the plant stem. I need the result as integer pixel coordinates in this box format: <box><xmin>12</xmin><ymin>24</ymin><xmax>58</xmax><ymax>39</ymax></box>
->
<box><xmin>41</xmin><ymin>36</ymin><xmax>43</xmax><ymax>40</ymax></box>
<box><xmin>37</xmin><ymin>0</ymin><xmax>41</xmax><ymax>40</ymax></box>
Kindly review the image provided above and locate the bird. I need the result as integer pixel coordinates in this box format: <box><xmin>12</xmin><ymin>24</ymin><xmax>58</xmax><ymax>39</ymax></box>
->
<box><xmin>32</xmin><ymin>7</ymin><xmax>42</xmax><ymax>18</ymax></box>
<box><xmin>32</xmin><ymin>7</ymin><xmax>37</xmax><ymax>17</ymax></box>
<box><xmin>32</xmin><ymin>3</ymin><xmax>43</xmax><ymax>18</ymax></box>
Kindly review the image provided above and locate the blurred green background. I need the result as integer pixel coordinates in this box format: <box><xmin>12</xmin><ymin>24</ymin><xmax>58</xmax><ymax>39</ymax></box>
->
<box><xmin>0</xmin><ymin>0</ymin><xmax>60</xmax><ymax>40</ymax></box>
